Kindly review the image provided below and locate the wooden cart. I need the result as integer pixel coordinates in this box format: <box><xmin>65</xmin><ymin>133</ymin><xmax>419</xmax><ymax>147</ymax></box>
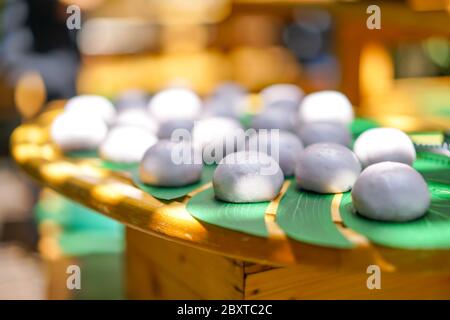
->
<box><xmin>11</xmin><ymin>108</ymin><xmax>450</xmax><ymax>299</ymax></box>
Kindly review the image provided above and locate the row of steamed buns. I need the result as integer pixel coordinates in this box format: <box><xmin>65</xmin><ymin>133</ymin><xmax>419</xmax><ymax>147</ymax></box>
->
<box><xmin>50</xmin><ymin>83</ymin><xmax>430</xmax><ymax>222</ymax></box>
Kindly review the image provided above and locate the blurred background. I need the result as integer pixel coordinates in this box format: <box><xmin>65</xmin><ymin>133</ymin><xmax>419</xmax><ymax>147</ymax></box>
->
<box><xmin>0</xmin><ymin>0</ymin><xmax>449</xmax><ymax>299</ymax></box>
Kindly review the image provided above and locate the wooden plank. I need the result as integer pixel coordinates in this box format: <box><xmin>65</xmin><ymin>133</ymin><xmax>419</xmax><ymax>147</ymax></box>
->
<box><xmin>244</xmin><ymin>262</ymin><xmax>276</xmax><ymax>275</ymax></box>
<box><xmin>127</xmin><ymin>247</ymin><xmax>203</xmax><ymax>299</ymax></box>
<box><xmin>148</xmin><ymin>268</ymin><xmax>204</xmax><ymax>300</ymax></box>
<box><xmin>126</xmin><ymin>244</ymin><xmax>156</xmax><ymax>299</ymax></box>
<box><xmin>127</xmin><ymin>227</ymin><xmax>244</xmax><ymax>299</ymax></box>
<box><xmin>245</xmin><ymin>264</ymin><xmax>450</xmax><ymax>300</ymax></box>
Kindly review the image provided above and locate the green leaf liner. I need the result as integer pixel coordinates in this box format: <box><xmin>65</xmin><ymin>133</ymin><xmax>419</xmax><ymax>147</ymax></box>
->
<box><xmin>65</xmin><ymin>150</ymin><xmax>98</xmax><ymax>159</ymax></box>
<box><xmin>99</xmin><ymin>161</ymin><xmax>138</xmax><ymax>172</ymax></box>
<box><xmin>414</xmin><ymin>152</ymin><xmax>450</xmax><ymax>185</ymax></box>
<box><xmin>276</xmin><ymin>181</ymin><xmax>354</xmax><ymax>249</ymax></box>
<box><xmin>186</xmin><ymin>188</ymin><xmax>269</xmax><ymax>237</ymax></box>
<box><xmin>133</xmin><ymin>165</ymin><xmax>216</xmax><ymax>200</ymax></box>
<box><xmin>239</xmin><ymin>112</ymin><xmax>253</xmax><ymax>129</ymax></box>
<box><xmin>349</xmin><ymin>118</ymin><xmax>379</xmax><ymax>138</ymax></box>
<box><xmin>340</xmin><ymin>153</ymin><xmax>450</xmax><ymax>249</ymax></box>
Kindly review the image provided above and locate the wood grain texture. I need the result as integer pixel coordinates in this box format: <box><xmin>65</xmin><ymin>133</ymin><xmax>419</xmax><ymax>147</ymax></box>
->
<box><xmin>127</xmin><ymin>228</ymin><xmax>450</xmax><ymax>300</ymax></box>
<box><xmin>127</xmin><ymin>227</ymin><xmax>244</xmax><ymax>299</ymax></box>
<box><xmin>244</xmin><ymin>264</ymin><xmax>450</xmax><ymax>300</ymax></box>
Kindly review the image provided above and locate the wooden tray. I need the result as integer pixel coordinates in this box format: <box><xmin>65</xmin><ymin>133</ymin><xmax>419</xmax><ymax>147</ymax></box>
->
<box><xmin>11</xmin><ymin>108</ymin><xmax>450</xmax><ymax>272</ymax></box>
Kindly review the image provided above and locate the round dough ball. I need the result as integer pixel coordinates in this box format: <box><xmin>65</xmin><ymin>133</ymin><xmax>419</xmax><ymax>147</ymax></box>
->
<box><xmin>298</xmin><ymin>90</ymin><xmax>354</xmax><ymax>125</ymax></box>
<box><xmin>295</xmin><ymin>143</ymin><xmax>361</xmax><ymax>193</ymax></box>
<box><xmin>202</xmin><ymin>130</ymin><xmax>246</xmax><ymax>165</ymax></box>
<box><xmin>251</xmin><ymin>109</ymin><xmax>297</xmax><ymax>132</ymax></box>
<box><xmin>248</xmin><ymin>131</ymin><xmax>304</xmax><ymax>177</ymax></box>
<box><xmin>207</xmin><ymin>83</ymin><xmax>247</xmax><ymax>118</ymax></box>
<box><xmin>264</xmin><ymin>100</ymin><xmax>299</xmax><ymax>113</ymax></box>
<box><xmin>157</xmin><ymin>119</ymin><xmax>194</xmax><ymax>140</ymax></box>
<box><xmin>297</xmin><ymin>121</ymin><xmax>351</xmax><ymax>147</ymax></box>
<box><xmin>353</xmin><ymin>128</ymin><xmax>416</xmax><ymax>168</ymax></box>
<box><xmin>115</xmin><ymin>109</ymin><xmax>158</xmax><ymax>134</ymax></box>
<box><xmin>99</xmin><ymin>126</ymin><xmax>157</xmax><ymax>164</ymax></box>
<box><xmin>204</xmin><ymin>94</ymin><xmax>245</xmax><ymax>119</ymax></box>
<box><xmin>261</xmin><ymin>84</ymin><xmax>304</xmax><ymax>107</ymax></box>
<box><xmin>192</xmin><ymin>117</ymin><xmax>245</xmax><ymax>164</ymax></box>
<box><xmin>115</xmin><ymin>89</ymin><xmax>149</xmax><ymax>112</ymax></box>
<box><xmin>352</xmin><ymin>162</ymin><xmax>430</xmax><ymax>221</ymax></box>
<box><xmin>147</xmin><ymin>88</ymin><xmax>201</xmax><ymax>123</ymax></box>
<box><xmin>213</xmin><ymin>82</ymin><xmax>247</xmax><ymax>98</ymax></box>
<box><xmin>51</xmin><ymin>112</ymin><xmax>108</xmax><ymax>152</ymax></box>
<box><xmin>213</xmin><ymin>151</ymin><xmax>284</xmax><ymax>203</ymax></box>
<box><xmin>65</xmin><ymin>95</ymin><xmax>116</xmax><ymax>125</ymax></box>
<box><xmin>193</xmin><ymin>117</ymin><xmax>243</xmax><ymax>147</ymax></box>
<box><xmin>140</xmin><ymin>141</ymin><xmax>203</xmax><ymax>187</ymax></box>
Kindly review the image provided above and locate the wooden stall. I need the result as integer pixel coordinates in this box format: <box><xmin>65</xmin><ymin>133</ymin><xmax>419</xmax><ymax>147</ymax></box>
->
<box><xmin>8</xmin><ymin>0</ymin><xmax>450</xmax><ymax>300</ymax></box>
<box><xmin>11</xmin><ymin>109</ymin><xmax>450</xmax><ymax>299</ymax></box>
